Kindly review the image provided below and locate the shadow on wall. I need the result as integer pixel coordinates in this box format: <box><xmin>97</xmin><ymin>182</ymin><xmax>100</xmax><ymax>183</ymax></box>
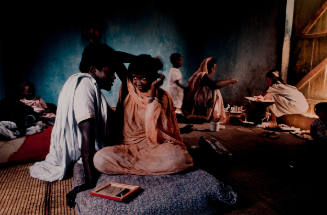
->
<box><xmin>28</xmin><ymin>8</ymin><xmax>188</xmax><ymax>106</ymax></box>
<box><xmin>2</xmin><ymin>0</ymin><xmax>285</xmax><ymax>107</ymax></box>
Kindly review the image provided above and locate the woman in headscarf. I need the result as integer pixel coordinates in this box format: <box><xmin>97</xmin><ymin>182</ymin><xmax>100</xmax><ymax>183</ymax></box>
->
<box><xmin>182</xmin><ymin>57</ymin><xmax>237</xmax><ymax>123</ymax></box>
<box><xmin>93</xmin><ymin>54</ymin><xmax>194</xmax><ymax>175</ymax></box>
<box><xmin>261</xmin><ymin>69</ymin><xmax>309</xmax><ymax>128</ymax></box>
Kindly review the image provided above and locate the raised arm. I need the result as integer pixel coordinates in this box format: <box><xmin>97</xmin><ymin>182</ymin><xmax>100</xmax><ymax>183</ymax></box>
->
<box><xmin>150</xmin><ymin>74</ymin><xmax>165</xmax><ymax>98</ymax></box>
<box><xmin>115</xmin><ymin>51</ymin><xmax>136</xmax><ymax>63</ymax></box>
<box><xmin>113</xmin><ymin>51</ymin><xmax>136</xmax><ymax>83</ymax></box>
<box><xmin>174</xmin><ymin>80</ymin><xmax>185</xmax><ymax>89</ymax></box>
<box><xmin>202</xmin><ymin>75</ymin><xmax>238</xmax><ymax>89</ymax></box>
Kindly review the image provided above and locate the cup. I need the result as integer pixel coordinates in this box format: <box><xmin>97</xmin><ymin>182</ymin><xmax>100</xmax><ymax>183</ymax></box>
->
<box><xmin>210</xmin><ymin>121</ymin><xmax>220</xmax><ymax>131</ymax></box>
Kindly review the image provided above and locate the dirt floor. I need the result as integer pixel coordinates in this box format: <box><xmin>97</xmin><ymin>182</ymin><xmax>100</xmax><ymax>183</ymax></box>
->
<box><xmin>1</xmin><ymin>122</ymin><xmax>321</xmax><ymax>214</ymax></box>
<box><xmin>179</xmin><ymin>122</ymin><xmax>317</xmax><ymax>215</ymax></box>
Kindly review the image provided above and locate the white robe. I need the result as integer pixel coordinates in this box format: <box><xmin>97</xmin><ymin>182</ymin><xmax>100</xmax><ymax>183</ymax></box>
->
<box><xmin>167</xmin><ymin>68</ymin><xmax>184</xmax><ymax>109</ymax></box>
<box><xmin>265</xmin><ymin>83</ymin><xmax>309</xmax><ymax>117</ymax></box>
<box><xmin>29</xmin><ymin>73</ymin><xmax>110</xmax><ymax>182</ymax></box>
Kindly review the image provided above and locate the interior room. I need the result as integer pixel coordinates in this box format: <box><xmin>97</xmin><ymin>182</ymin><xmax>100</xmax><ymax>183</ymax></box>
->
<box><xmin>1</xmin><ymin>0</ymin><xmax>326</xmax><ymax>214</ymax></box>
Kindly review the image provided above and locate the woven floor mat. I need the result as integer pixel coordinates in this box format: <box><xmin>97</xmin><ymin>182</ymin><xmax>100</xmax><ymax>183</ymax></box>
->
<box><xmin>0</xmin><ymin>163</ymin><xmax>75</xmax><ymax>215</ymax></box>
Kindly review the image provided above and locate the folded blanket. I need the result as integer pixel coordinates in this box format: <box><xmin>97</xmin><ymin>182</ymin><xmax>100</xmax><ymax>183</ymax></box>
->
<box><xmin>0</xmin><ymin>121</ymin><xmax>20</xmax><ymax>140</ymax></box>
<box><xmin>73</xmin><ymin>163</ymin><xmax>237</xmax><ymax>215</ymax></box>
<box><xmin>0</xmin><ymin>126</ymin><xmax>52</xmax><ymax>165</ymax></box>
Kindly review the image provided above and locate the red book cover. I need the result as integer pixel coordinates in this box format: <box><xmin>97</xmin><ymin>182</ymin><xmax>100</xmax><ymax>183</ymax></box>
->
<box><xmin>90</xmin><ymin>181</ymin><xmax>140</xmax><ymax>202</ymax></box>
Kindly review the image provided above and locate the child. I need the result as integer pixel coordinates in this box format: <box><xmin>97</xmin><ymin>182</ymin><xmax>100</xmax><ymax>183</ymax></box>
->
<box><xmin>310</xmin><ymin>102</ymin><xmax>327</xmax><ymax>145</ymax></box>
<box><xmin>167</xmin><ymin>53</ymin><xmax>185</xmax><ymax>114</ymax></box>
<box><xmin>287</xmin><ymin>103</ymin><xmax>327</xmax><ymax>171</ymax></box>
<box><xmin>308</xmin><ymin>102</ymin><xmax>327</xmax><ymax>203</ymax></box>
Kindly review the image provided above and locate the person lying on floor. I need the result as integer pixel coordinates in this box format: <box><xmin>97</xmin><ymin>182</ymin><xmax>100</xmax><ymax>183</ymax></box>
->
<box><xmin>182</xmin><ymin>57</ymin><xmax>237</xmax><ymax>123</ymax></box>
<box><xmin>28</xmin><ymin>43</ymin><xmax>135</xmax><ymax>207</ymax></box>
<box><xmin>93</xmin><ymin>54</ymin><xmax>194</xmax><ymax>175</ymax></box>
<box><xmin>259</xmin><ymin>69</ymin><xmax>309</xmax><ymax>128</ymax></box>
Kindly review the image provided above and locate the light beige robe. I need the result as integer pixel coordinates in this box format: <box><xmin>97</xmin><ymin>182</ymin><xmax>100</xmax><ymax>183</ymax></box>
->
<box><xmin>94</xmin><ymin>80</ymin><xmax>193</xmax><ymax>175</ymax></box>
<box><xmin>264</xmin><ymin>82</ymin><xmax>309</xmax><ymax>117</ymax></box>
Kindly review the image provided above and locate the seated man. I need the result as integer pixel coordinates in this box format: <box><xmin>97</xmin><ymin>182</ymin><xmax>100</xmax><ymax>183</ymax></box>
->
<box><xmin>182</xmin><ymin>57</ymin><xmax>237</xmax><ymax>123</ymax></box>
<box><xmin>28</xmin><ymin>43</ymin><xmax>135</xmax><ymax>207</ymax></box>
<box><xmin>93</xmin><ymin>54</ymin><xmax>194</xmax><ymax>175</ymax></box>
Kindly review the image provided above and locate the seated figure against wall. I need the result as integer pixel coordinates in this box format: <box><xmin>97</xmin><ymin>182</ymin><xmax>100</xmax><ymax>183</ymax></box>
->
<box><xmin>182</xmin><ymin>57</ymin><xmax>237</xmax><ymax>123</ymax></box>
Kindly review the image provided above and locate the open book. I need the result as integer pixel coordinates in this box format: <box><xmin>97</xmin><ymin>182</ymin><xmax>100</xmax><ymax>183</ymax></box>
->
<box><xmin>244</xmin><ymin>96</ymin><xmax>274</xmax><ymax>103</ymax></box>
<box><xmin>90</xmin><ymin>181</ymin><xmax>140</xmax><ymax>202</ymax></box>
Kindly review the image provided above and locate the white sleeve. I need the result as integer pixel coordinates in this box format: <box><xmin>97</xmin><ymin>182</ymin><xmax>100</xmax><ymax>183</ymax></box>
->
<box><xmin>73</xmin><ymin>78</ymin><xmax>96</xmax><ymax>124</ymax></box>
<box><xmin>176</xmin><ymin>70</ymin><xmax>182</xmax><ymax>81</ymax></box>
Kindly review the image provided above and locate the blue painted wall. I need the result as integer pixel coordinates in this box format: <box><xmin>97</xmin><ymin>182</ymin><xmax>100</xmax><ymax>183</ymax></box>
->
<box><xmin>101</xmin><ymin>9</ymin><xmax>187</xmax><ymax>105</ymax></box>
<box><xmin>2</xmin><ymin>0</ymin><xmax>285</xmax><ymax>106</ymax></box>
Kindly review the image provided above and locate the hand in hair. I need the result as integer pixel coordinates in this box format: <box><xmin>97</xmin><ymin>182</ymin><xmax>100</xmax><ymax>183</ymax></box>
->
<box><xmin>150</xmin><ymin>74</ymin><xmax>165</xmax><ymax>98</ymax></box>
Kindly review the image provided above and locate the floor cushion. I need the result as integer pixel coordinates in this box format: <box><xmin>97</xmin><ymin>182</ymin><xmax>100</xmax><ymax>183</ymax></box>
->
<box><xmin>73</xmin><ymin>163</ymin><xmax>237</xmax><ymax>215</ymax></box>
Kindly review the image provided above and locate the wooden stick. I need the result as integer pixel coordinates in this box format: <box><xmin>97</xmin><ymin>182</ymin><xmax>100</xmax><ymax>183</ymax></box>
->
<box><xmin>310</xmin><ymin>39</ymin><xmax>316</xmax><ymax>71</ymax></box>
<box><xmin>298</xmin><ymin>31</ymin><xmax>327</xmax><ymax>38</ymax></box>
<box><xmin>296</xmin><ymin>57</ymin><xmax>327</xmax><ymax>89</ymax></box>
<box><xmin>302</xmin><ymin>0</ymin><xmax>327</xmax><ymax>34</ymax></box>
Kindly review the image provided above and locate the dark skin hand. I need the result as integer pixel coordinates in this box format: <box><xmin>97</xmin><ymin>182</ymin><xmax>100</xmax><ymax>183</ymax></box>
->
<box><xmin>202</xmin><ymin>75</ymin><xmax>237</xmax><ymax>89</ymax></box>
<box><xmin>150</xmin><ymin>74</ymin><xmax>165</xmax><ymax>98</ymax></box>
<box><xmin>174</xmin><ymin>80</ymin><xmax>185</xmax><ymax>89</ymax></box>
<box><xmin>66</xmin><ymin>119</ymin><xmax>99</xmax><ymax>208</ymax></box>
<box><xmin>114</xmin><ymin>51</ymin><xmax>136</xmax><ymax>82</ymax></box>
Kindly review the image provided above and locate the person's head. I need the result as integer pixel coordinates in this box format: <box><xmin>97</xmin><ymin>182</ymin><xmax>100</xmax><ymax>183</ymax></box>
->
<box><xmin>128</xmin><ymin>54</ymin><xmax>163</xmax><ymax>92</ymax></box>
<box><xmin>170</xmin><ymin>53</ymin><xmax>182</xmax><ymax>68</ymax></box>
<box><xmin>82</xmin><ymin>23</ymin><xmax>104</xmax><ymax>44</ymax></box>
<box><xmin>19</xmin><ymin>81</ymin><xmax>35</xmax><ymax>100</ymax></box>
<box><xmin>265</xmin><ymin>69</ymin><xmax>284</xmax><ymax>86</ymax></box>
<box><xmin>207</xmin><ymin>58</ymin><xmax>217</xmax><ymax>76</ymax></box>
<box><xmin>314</xmin><ymin>102</ymin><xmax>327</xmax><ymax>120</ymax></box>
<box><xmin>79</xmin><ymin>43</ymin><xmax>117</xmax><ymax>91</ymax></box>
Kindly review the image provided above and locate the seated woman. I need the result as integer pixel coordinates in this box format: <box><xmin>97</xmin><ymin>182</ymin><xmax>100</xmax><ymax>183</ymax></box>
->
<box><xmin>260</xmin><ymin>69</ymin><xmax>309</xmax><ymax>128</ymax></box>
<box><xmin>182</xmin><ymin>57</ymin><xmax>237</xmax><ymax>123</ymax></box>
<box><xmin>93</xmin><ymin>54</ymin><xmax>194</xmax><ymax>175</ymax></box>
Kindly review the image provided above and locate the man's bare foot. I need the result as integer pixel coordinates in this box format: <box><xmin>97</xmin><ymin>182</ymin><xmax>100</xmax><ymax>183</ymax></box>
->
<box><xmin>267</xmin><ymin>121</ymin><xmax>277</xmax><ymax>128</ymax></box>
